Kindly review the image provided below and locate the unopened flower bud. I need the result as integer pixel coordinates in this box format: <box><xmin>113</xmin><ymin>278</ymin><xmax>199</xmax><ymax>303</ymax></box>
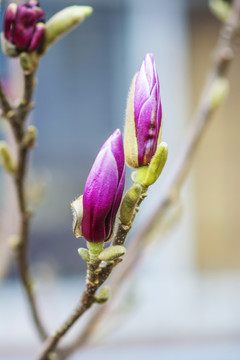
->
<box><xmin>80</xmin><ymin>129</ymin><xmax>125</xmax><ymax>243</ymax></box>
<box><xmin>3</xmin><ymin>1</ymin><xmax>46</xmax><ymax>55</ymax></box>
<box><xmin>124</xmin><ymin>53</ymin><xmax>162</xmax><ymax>168</ymax></box>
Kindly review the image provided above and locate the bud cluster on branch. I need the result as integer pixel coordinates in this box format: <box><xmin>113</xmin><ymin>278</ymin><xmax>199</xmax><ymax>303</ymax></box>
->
<box><xmin>0</xmin><ymin>3</ymin><xmax>168</xmax><ymax>357</ymax></box>
<box><xmin>2</xmin><ymin>0</ymin><xmax>237</xmax><ymax>359</ymax></box>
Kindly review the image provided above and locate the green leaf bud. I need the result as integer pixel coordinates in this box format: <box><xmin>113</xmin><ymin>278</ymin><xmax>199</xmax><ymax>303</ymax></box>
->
<box><xmin>144</xmin><ymin>142</ymin><xmax>168</xmax><ymax>186</ymax></box>
<box><xmin>119</xmin><ymin>184</ymin><xmax>142</xmax><ymax>225</ymax></box>
<box><xmin>209</xmin><ymin>78</ymin><xmax>229</xmax><ymax>110</ymax></box>
<box><xmin>20</xmin><ymin>52</ymin><xmax>39</xmax><ymax>74</ymax></box>
<box><xmin>98</xmin><ymin>245</ymin><xmax>126</xmax><ymax>262</ymax></box>
<box><xmin>94</xmin><ymin>286</ymin><xmax>110</xmax><ymax>304</ymax></box>
<box><xmin>40</xmin><ymin>6</ymin><xmax>93</xmax><ymax>54</ymax></box>
<box><xmin>0</xmin><ymin>141</ymin><xmax>16</xmax><ymax>175</ymax></box>
<box><xmin>8</xmin><ymin>235</ymin><xmax>21</xmax><ymax>250</ymax></box>
<box><xmin>131</xmin><ymin>166</ymin><xmax>148</xmax><ymax>185</ymax></box>
<box><xmin>209</xmin><ymin>0</ymin><xmax>231</xmax><ymax>22</ymax></box>
<box><xmin>22</xmin><ymin>126</ymin><xmax>37</xmax><ymax>148</ymax></box>
<box><xmin>131</xmin><ymin>142</ymin><xmax>168</xmax><ymax>187</ymax></box>
<box><xmin>78</xmin><ymin>248</ymin><xmax>90</xmax><ymax>262</ymax></box>
<box><xmin>87</xmin><ymin>241</ymin><xmax>104</xmax><ymax>260</ymax></box>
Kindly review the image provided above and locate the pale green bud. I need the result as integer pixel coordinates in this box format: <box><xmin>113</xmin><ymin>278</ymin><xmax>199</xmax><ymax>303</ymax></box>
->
<box><xmin>71</xmin><ymin>195</ymin><xmax>83</xmax><ymax>238</ymax></box>
<box><xmin>209</xmin><ymin>78</ymin><xmax>229</xmax><ymax>110</ymax></box>
<box><xmin>8</xmin><ymin>235</ymin><xmax>21</xmax><ymax>250</ymax></box>
<box><xmin>119</xmin><ymin>184</ymin><xmax>142</xmax><ymax>225</ymax></box>
<box><xmin>0</xmin><ymin>141</ymin><xmax>16</xmax><ymax>175</ymax></box>
<box><xmin>87</xmin><ymin>241</ymin><xmax>104</xmax><ymax>259</ymax></box>
<box><xmin>22</xmin><ymin>126</ymin><xmax>37</xmax><ymax>148</ymax></box>
<box><xmin>209</xmin><ymin>0</ymin><xmax>231</xmax><ymax>22</ymax></box>
<box><xmin>98</xmin><ymin>245</ymin><xmax>126</xmax><ymax>262</ymax></box>
<box><xmin>131</xmin><ymin>166</ymin><xmax>148</xmax><ymax>185</ymax></box>
<box><xmin>132</xmin><ymin>142</ymin><xmax>168</xmax><ymax>186</ymax></box>
<box><xmin>94</xmin><ymin>286</ymin><xmax>110</xmax><ymax>304</ymax></box>
<box><xmin>40</xmin><ymin>6</ymin><xmax>93</xmax><ymax>54</ymax></box>
<box><xmin>20</xmin><ymin>52</ymin><xmax>39</xmax><ymax>74</ymax></box>
<box><xmin>144</xmin><ymin>142</ymin><xmax>168</xmax><ymax>186</ymax></box>
<box><xmin>78</xmin><ymin>248</ymin><xmax>90</xmax><ymax>262</ymax></box>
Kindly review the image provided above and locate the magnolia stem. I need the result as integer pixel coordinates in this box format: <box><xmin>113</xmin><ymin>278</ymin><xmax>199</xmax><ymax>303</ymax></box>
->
<box><xmin>57</xmin><ymin>1</ymin><xmax>240</xmax><ymax>358</ymax></box>
<box><xmin>0</xmin><ymin>71</ymin><xmax>47</xmax><ymax>340</ymax></box>
<box><xmin>0</xmin><ymin>77</ymin><xmax>11</xmax><ymax>116</ymax></box>
<box><xmin>36</xmin><ymin>259</ymin><xmax>120</xmax><ymax>360</ymax></box>
<box><xmin>36</xmin><ymin>173</ymin><xmax>148</xmax><ymax>359</ymax></box>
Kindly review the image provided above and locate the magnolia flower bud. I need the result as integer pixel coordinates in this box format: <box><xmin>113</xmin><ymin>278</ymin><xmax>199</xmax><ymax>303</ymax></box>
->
<box><xmin>81</xmin><ymin>129</ymin><xmax>125</xmax><ymax>243</ymax></box>
<box><xmin>3</xmin><ymin>1</ymin><xmax>46</xmax><ymax>54</ymax></box>
<box><xmin>124</xmin><ymin>53</ymin><xmax>162</xmax><ymax>168</ymax></box>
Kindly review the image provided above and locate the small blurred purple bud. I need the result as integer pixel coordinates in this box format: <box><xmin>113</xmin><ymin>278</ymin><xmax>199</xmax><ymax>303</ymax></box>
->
<box><xmin>82</xmin><ymin>129</ymin><xmax>126</xmax><ymax>243</ymax></box>
<box><xmin>124</xmin><ymin>53</ymin><xmax>162</xmax><ymax>168</ymax></box>
<box><xmin>3</xmin><ymin>1</ymin><xmax>45</xmax><ymax>53</ymax></box>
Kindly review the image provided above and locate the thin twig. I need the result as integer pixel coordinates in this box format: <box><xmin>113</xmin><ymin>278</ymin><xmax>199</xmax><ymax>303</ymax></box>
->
<box><xmin>13</xmin><ymin>72</ymin><xmax>47</xmax><ymax>340</ymax></box>
<box><xmin>0</xmin><ymin>77</ymin><xmax>12</xmax><ymax>116</ymax></box>
<box><xmin>0</xmin><ymin>69</ymin><xmax>47</xmax><ymax>340</ymax></box>
<box><xmin>36</xmin><ymin>258</ymin><xmax>121</xmax><ymax>360</ymax></box>
<box><xmin>36</xmin><ymin>181</ymin><xmax>148</xmax><ymax>359</ymax></box>
<box><xmin>58</xmin><ymin>1</ymin><xmax>240</xmax><ymax>357</ymax></box>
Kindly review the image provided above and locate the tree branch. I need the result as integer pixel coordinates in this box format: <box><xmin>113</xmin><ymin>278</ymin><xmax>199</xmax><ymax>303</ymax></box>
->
<box><xmin>1</xmin><ymin>69</ymin><xmax>47</xmax><ymax>340</ymax></box>
<box><xmin>0</xmin><ymin>76</ymin><xmax>12</xmax><ymax>116</ymax></box>
<box><xmin>58</xmin><ymin>0</ymin><xmax>240</xmax><ymax>357</ymax></box>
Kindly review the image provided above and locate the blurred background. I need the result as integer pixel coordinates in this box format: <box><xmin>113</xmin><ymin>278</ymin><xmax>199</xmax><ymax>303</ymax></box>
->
<box><xmin>0</xmin><ymin>0</ymin><xmax>240</xmax><ymax>359</ymax></box>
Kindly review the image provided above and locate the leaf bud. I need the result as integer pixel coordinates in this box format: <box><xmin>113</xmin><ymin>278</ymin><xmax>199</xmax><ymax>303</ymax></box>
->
<box><xmin>77</xmin><ymin>248</ymin><xmax>90</xmax><ymax>262</ymax></box>
<box><xmin>40</xmin><ymin>6</ymin><xmax>93</xmax><ymax>54</ymax></box>
<box><xmin>94</xmin><ymin>286</ymin><xmax>110</xmax><ymax>304</ymax></box>
<box><xmin>119</xmin><ymin>184</ymin><xmax>142</xmax><ymax>225</ymax></box>
<box><xmin>22</xmin><ymin>126</ymin><xmax>37</xmax><ymax>148</ymax></box>
<box><xmin>209</xmin><ymin>77</ymin><xmax>229</xmax><ymax>110</ymax></box>
<box><xmin>98</xmin><ymin>245</ymin><xmax>126</xmax><ymax>262</ymax></box>
<box><xmin>132</xmin><ymin>142</ymin><xmax>168</xmax><ymax>186</ymax></box>
<box><xmin>0</xmin><ymin>141</ymin><xmax>16</xmax><ymax>175</ymax></box>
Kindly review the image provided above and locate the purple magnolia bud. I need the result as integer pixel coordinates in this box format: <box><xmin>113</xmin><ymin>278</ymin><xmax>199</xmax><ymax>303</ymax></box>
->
<box><xmin>3</xmin><ymin>1</ymin><xmax>45</xmax><ymax>53</ymax></box>
<box><xmin>82</xmin><ymin>129</ymin><xmax>126</xmax><ymax>243</ymax></box>
<box><xmin>124</xmin><ymin>53</ymin><xmax>162</xmax><ymax>168</ymax></box>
